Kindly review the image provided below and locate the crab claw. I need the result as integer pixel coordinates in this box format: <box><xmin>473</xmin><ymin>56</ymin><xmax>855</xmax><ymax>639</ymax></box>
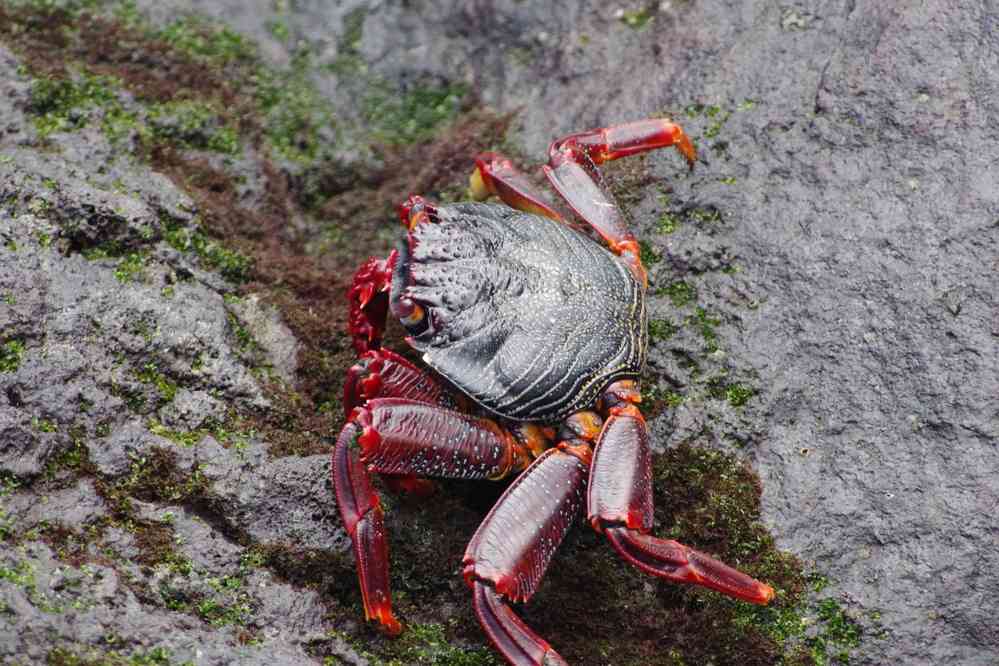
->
<box><xmin>344</xmin><ymin>353</ymin><xmax>383</xmax><ymax>414</ymax></box>
<box><xmin>348</xmin><ymin>254</ymin><xmax>396</xmax><ymax>354</ymax></box>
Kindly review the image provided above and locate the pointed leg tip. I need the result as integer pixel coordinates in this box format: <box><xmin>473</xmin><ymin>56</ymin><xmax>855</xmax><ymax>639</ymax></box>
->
<box><xmin>369</xmin><ymin>606</ymin><xmax>403</xmax><ymax>636</ymax></box>
<box><xmin>543</xmin><ymin>651</ymin><xmax>570</xmax><ymax>666</ymax></box>
<box><xmin>382</xmin><ymin>616</ymin><xmax>403</xmax><ymax>636</ymax></box>
<box><xmin>678</xmin><ymin>134</ymin><xmax>697</xmax><ymax>169</ymax></box>
<box><xmin>755</xmin><ymin>582</ymin><xmax>776</xmax><ymax>605</ymax></box>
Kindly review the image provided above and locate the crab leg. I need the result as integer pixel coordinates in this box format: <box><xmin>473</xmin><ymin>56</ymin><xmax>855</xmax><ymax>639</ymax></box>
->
<box><xmin>587</xmin><ymin>405</ymin><xmax>775</xmax><ymax>605</ymax></box>
<box><xmin>332</xmin><ymin>399</ymin><xmax>535</xmax><ymax>635</ymax></box>
<box><xmin>463</xmin><ymin>449</ymin><xmax>586</xmax><ymax>666</ymax></box>
<box><xmin>468</xmin><ymin>152</ymin><xmax>563</xmax><ymax>220</ymax></box>
<box><xmin>463</xmin><ymin>413</ymin><xmax>601</xmax><ymax>666</ymax></box>
<box><xmin>543</xmin><ymin>119</ymin><xmax>696</xmax><ymax>285</ymax></box>
<box><xmin>345</xmin><ymin>349</ymin><xmax>469</xmax><ymax>495</ymax></box>
<box><xmin>332</xmin><ymin>420</ymin><xmax>400</xmax><ymax>634</ymax></box>
<box><xmin>550</xmin><ymin>119</ymin><xmax>696</xmax><ymax>168</ymax></box>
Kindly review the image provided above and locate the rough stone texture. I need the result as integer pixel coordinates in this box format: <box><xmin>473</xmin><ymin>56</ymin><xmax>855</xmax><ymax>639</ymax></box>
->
<box><xmin>2</xmin><ymin>1</ymin><xmax>997</xmax><ymax>665</ymax></box>
<box><xmin>0</xmin><ymin>36</ymin><xmax>350</xmax><ymax>665</ymax></box>
<box><xmin>226</xmin><ymin>293</ymin><xmax>301</xmax><ymax>385</ymax></box>
<box><xmin>0</xmin><ymin>540</ymin><xmax>340</xmax><ymax>666</ymax></box>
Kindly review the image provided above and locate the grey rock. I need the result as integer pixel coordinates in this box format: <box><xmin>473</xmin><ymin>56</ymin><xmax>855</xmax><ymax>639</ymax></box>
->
<box><xmin>157</xmin><ymin>388</ymin><xmax>228</xmax><ymax>431</ymax></box>
<box><xmin>225</xmin><ymin>293</ymin><xmax>301</xmax><ymax>385</ymax></box>
<box><xmin>4</xmin><ymin>478</ymin><xmax>107</xmax><ymax>529</ymax></box>
<box><xmin>0</xmin><ymin>540</ymin><xmax>333</xmax><ymax>666</ymax></box>
<box><xmin>91</xmin><ymin>419</ymin><xmax>177</xmax><ymax>478</ymax></box>
<box><xmin>209</xmin><ymin>450</ymin><xmax>348</xmax><ymax>553</ymax></box>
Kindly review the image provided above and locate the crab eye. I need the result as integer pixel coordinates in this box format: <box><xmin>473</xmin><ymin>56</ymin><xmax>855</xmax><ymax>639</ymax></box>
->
<box><xmin>400</xmin><ymin>301</ymin><xmax>424</xmax><ymax>326</ymax></box>
<box><xmin>396</xmin><ymin>297</ymin><xmax>432</xmax><ymax>338</ymax></box>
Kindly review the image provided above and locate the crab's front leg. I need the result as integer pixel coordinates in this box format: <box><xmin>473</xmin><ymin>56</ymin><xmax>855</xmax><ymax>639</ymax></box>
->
<box><xmin>344</xmin><ymin>347</ymin><xmax>465</xmax><ymax>413</ymax></box>
<box><xmin>587</xmin><ymin>381</ymin><xmax>775</xmax><ymax>605</ymax></box>
<box><xmin>348</xmin><ymin>196</ymin><xmax>443</xmax><ymax>354</ymax></box>
<box><xmin>332</xmin><ymin>399</ymin><xmax>537</xmax><ymax>635</ymax></box>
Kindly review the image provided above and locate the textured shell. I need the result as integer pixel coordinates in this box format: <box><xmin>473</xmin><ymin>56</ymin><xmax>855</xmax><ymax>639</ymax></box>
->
<box><xmin>393</xmin><ymin>202</ymin><xmax>647</xmax><ymax>421</ymax></box>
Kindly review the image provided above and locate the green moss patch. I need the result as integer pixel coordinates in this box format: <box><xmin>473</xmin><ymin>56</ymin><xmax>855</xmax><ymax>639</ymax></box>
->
<box><xmin>46</xmin><ymin>645</ymin><xmax>194</xmax><ymax>665</ymax></box>
<box><xmin>656</xmin><ymin>280</ymin><xmax>697</xmax><ymax>307</ymax></box>
<box><xmin>363</xmin><ymin>82</ymin><xmax>468</xmax><ymax>146</ymax></box>
<box><xmin>618</xmin><ymin>7</ymin><xmax>655</xmax><ymax>30</ymax></box>
<box><xmin>0</xmin><ymin>338</ymin><xmax>25</xmax><ymax>372</ymax></box>
<box><xmin>28</xmin><ymin>72</ymin><xmax>120</xmax><ymax>137</ymax></box>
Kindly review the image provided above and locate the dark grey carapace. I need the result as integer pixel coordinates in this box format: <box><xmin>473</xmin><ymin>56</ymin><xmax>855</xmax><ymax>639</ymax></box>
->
<box><xmin>390</xmin><ymin>202</ymin><xmax>648</xmax><ymax>421</ymax></box>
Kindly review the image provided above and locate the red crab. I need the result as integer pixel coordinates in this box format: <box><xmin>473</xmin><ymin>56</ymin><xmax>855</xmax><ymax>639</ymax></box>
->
<box><xmin>333</xmin><ymin>118</ymin><xmax>774</xmax><ymax>665</ymax></box>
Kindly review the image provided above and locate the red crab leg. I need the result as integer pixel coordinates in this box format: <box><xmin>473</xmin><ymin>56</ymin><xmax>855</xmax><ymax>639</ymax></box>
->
<box><xmin>551</xmin><ymin>119</ymin><xmax>696</xmax><ymax>168</ymax></box>
<box><xmin>350</xmin><ymin>399</ymin><xmax>530</xmax><ymax>480</ymax></box>
<box><xmin>333</xmin><ymin>400</ymin><xmax>536</xmax><ymax>635</ymax></box>
<box><xmin>463</xmin><ymin>413</ymin><xmax>601</xmax><ymax>666</ymax></box>
<box><xmin>587</xmin><ymin>397</ymin><xmax>775</xmax><ymax>605</ymax></box>
<box><xmin>348</xmin><ymin>252</ymin><xmax>397</xmax><ymax>354</ymax></box>
<box><xmin>469</xmin><ymin>151</ymin><xmax>563</xmax><ymax>220</ymax></box>
<box><xmin>345</xmin><ymin>348</ymin><xmax>467</xmax><ymax>496</ymax></box>
<box><xmin>543</xmin><ymin>118</ymin><xmax>696</xmax><ymax>286</ymax></box>
<box><xmin>332</xmin><ymin>420</ymin><xmax>400</xmax><ymax>634</ymax></box>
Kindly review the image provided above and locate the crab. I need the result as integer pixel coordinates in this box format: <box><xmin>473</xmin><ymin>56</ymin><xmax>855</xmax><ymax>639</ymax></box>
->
<box><xmin>333</xmin><ymin>117</ymin><xmax>774</xmax><ymax>665</ymax></box>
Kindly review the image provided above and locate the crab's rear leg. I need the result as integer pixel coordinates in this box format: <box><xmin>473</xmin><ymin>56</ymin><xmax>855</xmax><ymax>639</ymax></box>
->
<box><xmin>463</xmin><ymin>412</ymin><xmax>602</xmax><ymax>666</ymax></box>
<box><xmin>544</xmin><ymin>119</ymin><xmax>696</xmax><ymax>285</ymax></box>
<box><xmin>587</xmin><ymin>385</ymin><xmax>775</xmax><ymax>605</ymax></box>
<box><xmin>332</xmin><ymin>399</ymin><xmax>537</xmax><ymax>635</ymax></box>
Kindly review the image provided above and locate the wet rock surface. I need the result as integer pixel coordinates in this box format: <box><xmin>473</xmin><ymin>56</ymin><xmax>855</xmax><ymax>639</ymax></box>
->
<box><xmin>1</xmin><ymin>2</ymin><xmax>996</xmax><ymax>665</ymax></box>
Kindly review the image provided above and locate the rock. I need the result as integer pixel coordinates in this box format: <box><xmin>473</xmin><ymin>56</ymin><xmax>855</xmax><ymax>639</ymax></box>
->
<box><xmin>4</xmin><ymin>478</ymin><xmax>107</xmax><ymax>529</ymax></box>
<box><xmin>225</xmin><ymin>293</ymin><xmax>301</xmax><ymax>385</ymax></box>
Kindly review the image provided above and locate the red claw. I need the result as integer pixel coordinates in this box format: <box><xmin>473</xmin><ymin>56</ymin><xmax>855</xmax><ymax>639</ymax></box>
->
<box><xmin>347</xmin><ymin>254</ymin><xmax>396</xmax><ymax>354</ymax></box>
<box><xmin>345</xmin><ymin>348</ymin><xmax>461</xmax><ymax>414</ymax></box>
